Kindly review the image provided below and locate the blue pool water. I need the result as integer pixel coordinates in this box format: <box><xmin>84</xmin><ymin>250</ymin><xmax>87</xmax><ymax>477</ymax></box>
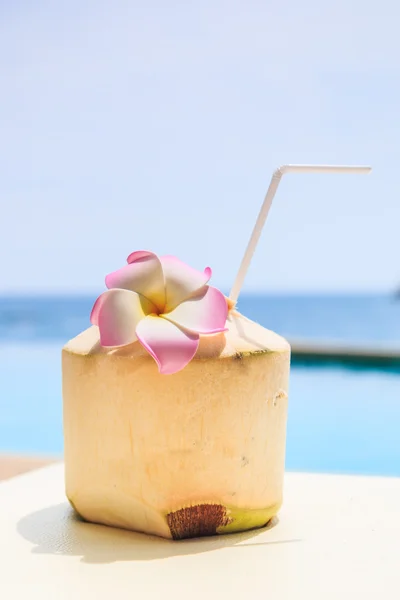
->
<box><xmin>1</xmin><ymin>295</ymin><xmax>400</xmax><ymax>476</ymax></box>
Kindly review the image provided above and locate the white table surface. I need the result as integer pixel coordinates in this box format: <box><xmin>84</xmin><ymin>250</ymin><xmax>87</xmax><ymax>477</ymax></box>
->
<box><xmin>0</xmin><ymin>464</ymin><xmax>399</xmax><ymax>599</ymax></box>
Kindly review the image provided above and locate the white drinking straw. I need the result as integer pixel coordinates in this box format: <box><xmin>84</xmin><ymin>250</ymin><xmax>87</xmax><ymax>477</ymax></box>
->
<box><xmin>229</xmin><ymin>164</ymin><xmax>372</xmax><ymax>305</ymax></box>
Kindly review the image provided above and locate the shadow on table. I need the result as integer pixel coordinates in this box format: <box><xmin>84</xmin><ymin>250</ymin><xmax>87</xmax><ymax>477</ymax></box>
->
<box><xmin>17</xmin><ymin>502</ymin><xmax>301</xmax><ymax>564</ymax></box>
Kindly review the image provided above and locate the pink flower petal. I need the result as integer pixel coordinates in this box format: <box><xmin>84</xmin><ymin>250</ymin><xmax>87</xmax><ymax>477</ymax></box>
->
<box><xmin>126</xmin><ymin>250</ymin><xmax>156</xmax><ymax>264</ymax></box>
<box><xmin>162</xmin><ymin>285</ymin><xmax>228</xmax><ymax>334</ymax></box>
<box><xmin>90</xmin><ymin>289</ymin><xmax>156</xmax><ymax>347</ymax></box>
<box><xmin>90</xmin><ymin>294</ymin><xmax>104</xmax><ymax>326</ymax></box>
<box><xmin>136</xmin><ymin>315</ymin><xmax>199</xmax><ymax>375</ymax></box>
<box><xmin>106</xmin><ymin>251</ymin><xmax>165</xmax><ymax>311</ymax></box>
<box><xmin>160</xmin><ymin>255</ymin><xmax>212</xmax><ymax>311</ymax></box>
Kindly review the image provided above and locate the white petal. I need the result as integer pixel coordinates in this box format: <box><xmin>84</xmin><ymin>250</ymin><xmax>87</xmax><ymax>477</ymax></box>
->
<box><xmin>160</xmin><ymin>255</ymin><xmax>211</xmax><ymax>311</ymax></box>
<box><xmin>162</xmin><ymin>286</ymin><xmax>228</xmax><ymax>334</ymax></box>
<box><xmin>106</xmin><ymin>251</ymin><xmax>165</xmax><ymax>311</ymax></box>
<box><xmin>91</xmin><ymin>289</ymin><xmax>156</xmax><ymax>347</ymax></box>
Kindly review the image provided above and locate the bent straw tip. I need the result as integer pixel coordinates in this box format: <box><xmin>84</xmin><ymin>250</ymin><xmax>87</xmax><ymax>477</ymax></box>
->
<box><xmin>277</xmin><ymin>164</ymin><xmax>372</xmax><ymax>176</ymax></box>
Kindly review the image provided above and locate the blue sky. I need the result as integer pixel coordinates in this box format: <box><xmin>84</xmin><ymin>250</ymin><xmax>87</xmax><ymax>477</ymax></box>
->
<box><xmin>1</xmin><ymin>1</ymin><xmax>399</xmax><ymax>294</ymax></box>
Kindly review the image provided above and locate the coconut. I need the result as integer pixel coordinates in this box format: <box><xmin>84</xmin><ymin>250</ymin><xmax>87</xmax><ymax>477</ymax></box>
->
<box><xmin>62</xmin><ymin>311</ymin><xmax>290</xmax><ymax>539</ymax></box>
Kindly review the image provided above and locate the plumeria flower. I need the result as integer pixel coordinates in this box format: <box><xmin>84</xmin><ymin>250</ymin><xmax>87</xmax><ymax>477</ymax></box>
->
<box><xmin>90</xmin><ymin>251</ymin><xmax>229</xmax><ymax>375</ymax></box>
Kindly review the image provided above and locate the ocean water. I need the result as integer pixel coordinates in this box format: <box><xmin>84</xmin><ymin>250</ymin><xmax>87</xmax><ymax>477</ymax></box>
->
<box><xmin>1</xmin><ymin>294</ymin><xmax>400</xmax><ymax>345</ymax></box>
<box><xmin>0</xmin><ymin>294</ymin><xmax>400</xmax><ymax>476</ymax></box>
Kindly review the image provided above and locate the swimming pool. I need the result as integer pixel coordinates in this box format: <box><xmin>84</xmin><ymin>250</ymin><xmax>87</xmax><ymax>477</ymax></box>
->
<box><xmin>1</xmin><ymin>342</ymin><xmax>399</xmax><ymax>477</ymax></box>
